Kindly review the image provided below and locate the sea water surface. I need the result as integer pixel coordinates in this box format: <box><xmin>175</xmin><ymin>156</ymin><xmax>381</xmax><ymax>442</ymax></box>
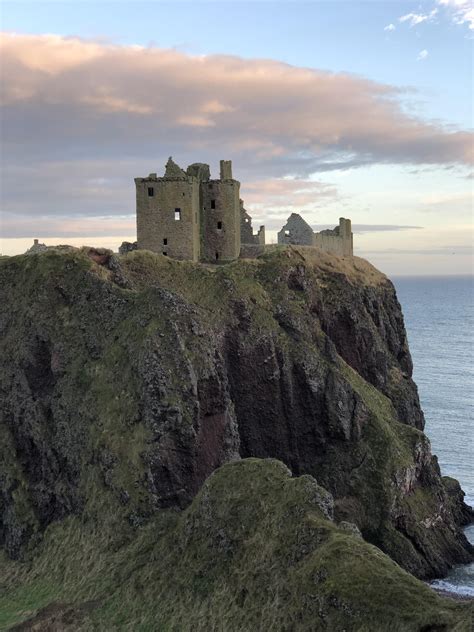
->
<box><xmin>394</xmin><ymin>276</ymin><xmax>473</xmax><ymax>596</ymax></box>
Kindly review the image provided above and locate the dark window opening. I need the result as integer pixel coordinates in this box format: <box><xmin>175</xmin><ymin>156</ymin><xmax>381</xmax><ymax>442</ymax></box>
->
<box><xmin>163</xmin><ymin>238</ymin><xmax>168</xmax><ymax>245</ymax></box>
<box><xmin>209</xmin><ymin>183</ymin><xmax>213</xmax><ymax>189</ymax></box>
<box><xmin>182</xmin><ymin>192</ymin><xmax>185</xmax><ymax>196</ymax></box>
<box><xmin>215</xmin><ymin>251</ymin><xmax>219</xmax><ymax>261</ymax></box>
<box><xmin>148</xmin><ymin>187</ymin><xmax>154</xmax><ymax>197</ymax></box>
<box><xmin>174</xmin><ymin>208</ymin><xmax>181</xmax><ymax>221</ymax></box>
<box><xmin>217</xmin><ymin>221</ymin><xmax>222</xmax><ymax>230</ymax></box>
<box><xmin>163</xmin><ymin>252</ymin><xmax>168</xmax><ymax>256</ymax></box>
<box><xmin>211</xmin><ymin>200</ymin><xmax>216</xmax><ymax>209</ymax></box>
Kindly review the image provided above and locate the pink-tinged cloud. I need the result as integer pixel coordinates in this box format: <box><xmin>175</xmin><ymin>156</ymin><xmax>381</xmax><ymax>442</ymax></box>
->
<box><xmin>0</xmin><ymin>33</ymin><xmax>473</xmax><ymax>238</ymax></box>
<box><xmin>1</xmin><ymin>33</ymin><xmax>472</xmax><ymax>170</ymax></box>
<box><xmin>242</xmin><ymin>179</ymin><xmax>339</xmax><ymax>211</ymax></box>
<box><xmin>1</xmin><ymin>213</ymin><xmax>136</xmax><ymax>239</ymax></box>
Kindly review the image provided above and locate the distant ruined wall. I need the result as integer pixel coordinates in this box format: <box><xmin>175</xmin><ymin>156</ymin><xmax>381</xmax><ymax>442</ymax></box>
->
<box><xmin>240</xmin><ymin>201</ymin><xmax>266</xmax><ymax>248</ymax></box>
<box><xmin>277</xmin><ymin>214</ymin><xmax>353</xmax><ymax>257</ymax></box>
<box><xmin>313</xmin><ymin>218</ymin><xmax>353</xmax><ymax>256</ymax></box>
<box><xmin>278</xmin><ymin>214</ymin><xmax>314</xmax><ymax>246</ymax></box>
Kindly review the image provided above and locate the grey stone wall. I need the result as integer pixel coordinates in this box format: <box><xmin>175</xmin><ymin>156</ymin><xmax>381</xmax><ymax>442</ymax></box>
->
<box><xmin>313</xmin><ymin>218</ymin><xmax>353</xmax><ymax>256</ymax></box>
<box><xmin>277</xmin><ymin>213</ymin><xmax>314</xmax><ymax>246</ymax></box>
<box><xmin>201</xmin><ymin>179</ymin><xmax>241</xmax><ymax>262</ymax></box>
<box><xmin>277</xmin><ymin>214</ymin><xmax>353</xmax><ymax>257</ymax></box>
<box><xmin>136</xmin><ymin>174</ymin><xmax>201</xmax><ymax>261</ymax></box>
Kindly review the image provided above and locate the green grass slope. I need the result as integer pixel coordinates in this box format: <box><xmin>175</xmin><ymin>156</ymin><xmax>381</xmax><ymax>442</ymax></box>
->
<box><xmin>1</xmin><ymin>459</ymin><xmax>471</xmax><ymax>631</ymax></box>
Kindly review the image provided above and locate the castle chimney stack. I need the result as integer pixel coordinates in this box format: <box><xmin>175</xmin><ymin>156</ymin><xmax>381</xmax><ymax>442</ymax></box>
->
<box><xmin>220</xmin><ymin>160</ymin><xmax>232</xmax><ymax>180</ymax></box>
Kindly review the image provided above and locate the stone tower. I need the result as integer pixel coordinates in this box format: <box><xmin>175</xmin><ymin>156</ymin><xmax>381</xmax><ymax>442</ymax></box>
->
<box><xmin>135</xmin><ymin>157</ymin><xmax>201</xmax><ymax>261</ymax></box>
<box><xmin>135</xmin><ymin>158</ymin><xmax>242</xmax><ymax>262</ymax></box>
<box><xmin>200</xmin><ymin>160</ymin><xmax>241</xmax><ymax>262</ymax></box>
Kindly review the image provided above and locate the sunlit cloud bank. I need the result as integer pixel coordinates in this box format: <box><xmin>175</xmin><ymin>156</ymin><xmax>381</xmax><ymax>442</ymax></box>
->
<box><xmin>1</xmin><ymin>33</ymin><xmax>471</xmax><ymax>174</ymax></box>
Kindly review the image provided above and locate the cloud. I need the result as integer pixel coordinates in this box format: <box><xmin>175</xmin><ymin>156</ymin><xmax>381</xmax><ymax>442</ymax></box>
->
<box><xmin>1</xmin><ymin>213</ymin><xmax>135</xmax><ymax>239</ymax></box>
<box><xmin>384</xmin><ymin>24</ymin><xmax>396</xmax><ymax>31</ymax></box>
<box><xmin>417</xmin><ymin>49</ymin><xmax>429</xmax><ymax>61</ymax></box>
<box><xmin>358</xmin><ymin>245</ymin><xmax>472</xmax><ymax>256</ymax></box>
<box><xmin>399</xmin><ymin>9</ymin><xmax>438</xmax><ymax>27</ymax></box>
<box><xmin>348</xmin><ymin>224</ymin><xmax>423</xmax><ymax>233</ymax></box>
<box><xmin>242</xmin><ymin>179</ymin><xmax>339</xmax><ymax>211</ymax></box>
<box><xmin>420</xmin><ymin>192</ymin><xmax>473</xmax><ymax>213</ymax></box>
<box><xmin>0</xmin><ymin>33</ymin><xmax>472</xmax><ymax>238</ymax></box>
<box><xmin>437</xmin><ymin>0</ymin><xmax>474</xmax><ymax>29</ymax></box>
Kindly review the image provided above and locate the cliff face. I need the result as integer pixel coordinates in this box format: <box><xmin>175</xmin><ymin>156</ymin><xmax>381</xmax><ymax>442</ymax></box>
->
<box><xmin>0</xmin><ymin>247</ymin><xmax>472</xmax><ymax>591</ymax></box>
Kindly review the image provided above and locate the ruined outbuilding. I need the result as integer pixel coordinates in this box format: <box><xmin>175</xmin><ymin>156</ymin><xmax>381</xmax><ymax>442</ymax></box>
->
<box><xmin>25</xmin><ymin>239</ymin><xmax>48</xmax><ymax>255</ymax></box>
<box><xmin>135</xmin><ymin>158</ymin><xmax>263</xmax><ymax>263</ymax></box>
<box><xmin>278</xmin><ymin>214</ymin><xmax>353</xmax><ymax>256</ymax></box>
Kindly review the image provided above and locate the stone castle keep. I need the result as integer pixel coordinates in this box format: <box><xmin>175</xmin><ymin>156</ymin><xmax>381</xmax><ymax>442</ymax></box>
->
<box><xmin>132</xmin><ymin>157</ymin><xmax>353</xmax><ymax>261</ymax></box>
<box><xmin>135</xmin><ymin>157</ymin><xmax>264</xmax><ymax>262</ymax></box>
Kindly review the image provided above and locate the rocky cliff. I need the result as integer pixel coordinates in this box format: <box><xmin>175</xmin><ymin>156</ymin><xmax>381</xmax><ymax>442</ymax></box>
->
<box><xmin>0</xmin><ymin>247</ymin><xmax>472</xmax><ymax>629</ymax></box>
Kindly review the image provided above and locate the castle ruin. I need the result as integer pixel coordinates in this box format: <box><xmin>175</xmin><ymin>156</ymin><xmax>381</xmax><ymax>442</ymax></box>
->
<box><xmin>135</xmin><ymin>157</ymin><xmax>262</xmax><ymax>263</ymax></box>
<box><xmin>278</xmin><ymin>214</ymin><xmax>353</xmax><ymax>257</ymax></box>
<box><xmin>134</xmin><ymin>158</ymin><xmax>353</xmax><ymax>262</ymax></box>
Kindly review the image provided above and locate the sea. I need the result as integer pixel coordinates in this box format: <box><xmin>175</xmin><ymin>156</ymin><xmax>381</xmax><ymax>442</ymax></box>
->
<box><xmin>393</xmin><ymin>276</ymin><xmax>474</xmax><ymax>597</ymax></box>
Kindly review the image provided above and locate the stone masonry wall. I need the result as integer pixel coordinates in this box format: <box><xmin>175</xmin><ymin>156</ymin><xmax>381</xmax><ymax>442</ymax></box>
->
<box><xmin>313</xmin><ymin>218</ymin><xmax>353</xmax><ymax>256</ymax></box>
<box><xmin>201</xmin><ymin>180</ymin><xmax>241</xmax><ymax>262</ymax></box>
<box><xmin>136</xmin><ymin>176</ymin><xmax>201</xmax><ymax>261</ymax></box>
<box><xmin>277</xmin><ymin>214</ymin><xmax>314</xmax><ymax>246</ymax></box>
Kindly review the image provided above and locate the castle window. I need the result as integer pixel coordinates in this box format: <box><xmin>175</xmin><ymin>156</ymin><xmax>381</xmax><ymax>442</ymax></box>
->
<box><xmin>148</xmin><ymin>187</ymin><xmax>154</xmax><ymax>197</ymax></box>
<box><xmin>174</xmin><ymin>209</ymin><xmax>181</xmax><ymax>221</ymax></box>
<box><xmin>163</xmin><ymin>238</ymin><xmax>168</xmax><ymax>245</ymax></box>
<box><xmin>217</xmin><ymin>221</ymin><xmax>222</xmax><ymax>230</ymax></box>
<box><xmin>211</xmin><ymin>200</ymin><xmax>216</xmax><ymax>209</ymax></box>
<box><xmin>284</xmin><ymin>229</ymin><xmax>290</xmax><ymax>236</ymax></box>
<box><xmin>215</xmin><ymin>251</ymin><xmax>219</xmax><ymax>261</ymax></box>
<box><xmin>163</xmin><ymin>251</ymin><xmax>168</xmax><ymax>256</ymax></box>
<box><xmin>182</xmin><ymin>192</ymin><xmax>185</xmax><ymax>196</ymax></box>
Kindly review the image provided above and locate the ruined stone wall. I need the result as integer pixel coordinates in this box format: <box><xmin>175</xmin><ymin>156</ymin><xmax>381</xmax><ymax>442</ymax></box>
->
<box><xmin>136</xmin><ymin>176</ymin><xmax>201</xmax><ymax>261</ymax></box>
<box><xmin>239</xmin><ymin>243</ymin><xmax>266</xmax><ymax>258</ymax></box>
<box><xmin>277</xmin><ymin>214</ymin><xmax>314</xmax><ymax>246</ymax></box>
<box><xmin>313</xmin><ymin>218</ymin><xmax>353</xmax><ymax>256</ymax></box>
<box><xmin>241</xmin><ymin>212</ymin><xmax>255</xmax><ymax>244</ymax></box>
<box><xmin>201</xmin><ymin>179</ymin><xmax>241</xmax><ymax>262</ymax></box>
<box><xmin>240</xmin><ymin>203</ymin><xmax>266</xmax><ymax>247</ymax></box>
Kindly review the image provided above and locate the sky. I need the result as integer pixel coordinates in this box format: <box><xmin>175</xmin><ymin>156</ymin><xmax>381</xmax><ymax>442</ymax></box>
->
<box><xmin>0</xmin><ymin>0</ymin><xmax>473</xmax><ymax>275</ymax></box>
